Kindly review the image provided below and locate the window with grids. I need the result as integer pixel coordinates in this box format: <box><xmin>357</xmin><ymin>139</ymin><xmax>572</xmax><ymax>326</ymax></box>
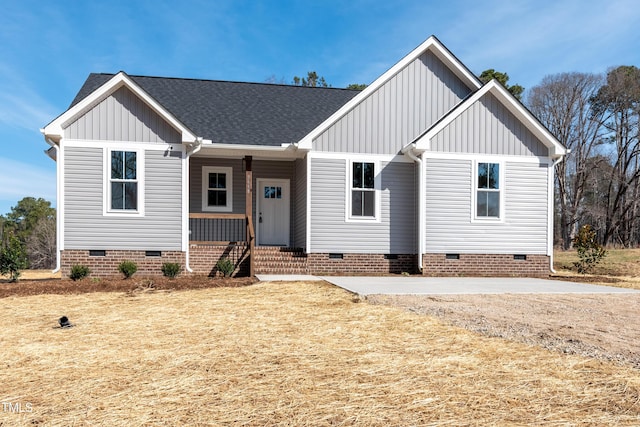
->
<box><xmin>476</xmin><ymin>162</ymin><xmax>500</xmax><ymax>218</ymax></box>
<box><xmin>351</xmin><ymin>162</ymin><xmax>375</xmax><ymax>217</ymax></box>
<box><xmin>202</xmin><ymin>166</ymin><xmax>232</xmax><ymax>212</ymax></box>
<box><xmin>110</xmin><ymin>150</ymin><xmax>138</xmax><ymax>210</ymax></box>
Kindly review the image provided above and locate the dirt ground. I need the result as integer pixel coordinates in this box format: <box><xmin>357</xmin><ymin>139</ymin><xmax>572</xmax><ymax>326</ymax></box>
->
<box><xmin>368</xmin><ymin>292</ymin><xmax>640</xmax><ymax>369</ymax></box>
<box><xmin>0</xmin><ymin>270</ymin><xmax>255</xmax><ymax>299</ymax></box>
<box><xmin>3</xmin><ymin>270</ymin><xmax>640</xmax><ymax>372</ymax></box>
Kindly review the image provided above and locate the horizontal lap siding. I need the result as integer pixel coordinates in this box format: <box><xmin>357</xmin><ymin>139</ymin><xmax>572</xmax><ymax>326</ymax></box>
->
<box><xmin>425</xmin><ymin>158</ymin><xmax>548</xmax><ymax>254</ymax></box>
<box><xmin>430</xmin><ymin>93</ymin><xmax>549</xmax><ymax>156</ymax></box>
<box><xmin>64</xmin><ymin>147</ymin><xmax>183</xmax><ymax>250</ymax></box>
<box><xmin>310</xmin><ymin>157</ymin><xmax>415</xmax><ymax>253</ymax></box>
<box><xmin>313</xmin><ymin>51</ymin><xmax>472</xmax><ymax>154</ymax></box>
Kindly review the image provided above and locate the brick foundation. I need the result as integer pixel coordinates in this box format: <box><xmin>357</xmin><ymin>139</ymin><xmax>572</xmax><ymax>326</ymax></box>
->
<box><xmin>308</xmin><ymin>253</ymin><xmax>418</xmax><ymax>275</ymax></box>
<box><xmin>61</xmin><ymin>250</ymin><xmax>185</xmax><ymax>278</ymax></box>
<box><xmin>62</xmin><ymin>248</ymin><xmax>550</xmax><ymax>278</ymax></box>
<box><xmin>422</xmin><ymin>253</ymin><xmax>550</xmax><ymax>277</ymax></box>
<box><xmin>189</xmin><ymin>244</ymin><xmax>249</xmax><ymax>276</ymax></box>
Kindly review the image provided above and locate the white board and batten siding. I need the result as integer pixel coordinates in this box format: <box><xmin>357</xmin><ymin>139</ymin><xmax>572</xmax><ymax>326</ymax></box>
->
<box><xmin>313</xmin><ymin>50</ymin><xmax>473</xmax><ymax>154</ymax></box>
<box><xmin>62</xmin><ymin>86</ymin><xmax>184</xmax><ymax>251</ymax></box>
<box><xmin>310</xmin><ymin>157</ymin><xmax>416</xmax><ymax>253</ymax></box>
<box><xmin>424</xmin><ymin>158</ymin><xmax>549</xmax><ymax>254</ymax></box>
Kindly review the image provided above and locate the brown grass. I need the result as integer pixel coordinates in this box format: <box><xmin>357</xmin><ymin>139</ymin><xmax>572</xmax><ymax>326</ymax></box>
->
<box><xmin>1</xmin><ymin>281</ymin><xmax>639</xmax><ymax>426</ymax></box>
<box><xmin>554</xmin><ymin>248</ymin><xmax>640</xmax><ymax>290</ymax></box>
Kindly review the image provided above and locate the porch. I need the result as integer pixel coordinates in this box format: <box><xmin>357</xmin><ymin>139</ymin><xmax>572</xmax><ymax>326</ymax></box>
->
<box><xmin>188</xmin><ymin>153</ymin><xmax>307</xmax><ymax>277</ymax></box>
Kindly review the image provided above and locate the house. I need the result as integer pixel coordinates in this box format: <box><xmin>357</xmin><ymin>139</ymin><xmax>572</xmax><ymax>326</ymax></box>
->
<box><xmin>41</xmin><ymin>36</ymin><xmax>566</xmax><ymax>278</ymax></box>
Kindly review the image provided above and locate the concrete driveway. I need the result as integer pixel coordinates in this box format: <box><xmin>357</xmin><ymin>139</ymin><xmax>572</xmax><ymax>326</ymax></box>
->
<box><xmin>318</xmin><ymin>276</ymin><xmax>640</xmax><ymax>296</ymax></box>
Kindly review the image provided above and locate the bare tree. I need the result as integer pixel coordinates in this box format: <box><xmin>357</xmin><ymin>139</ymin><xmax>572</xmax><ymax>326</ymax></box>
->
<box><xmin>528</xmin><ymin>72</ymin><xmax>605</xmax><ymax>249</ymax></box>
<box><xmin>591</xmin><ymin>66</ymin><xmax>640</xmax><ymax>246</ymax></box>
<box><xmin>26</xmin><ymin>216</ymin><xmax>56</xmax><ymax>269</ymax></box>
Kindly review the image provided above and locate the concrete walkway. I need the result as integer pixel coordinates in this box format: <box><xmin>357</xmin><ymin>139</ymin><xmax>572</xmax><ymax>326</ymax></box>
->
<box><xmin>256</xmin><ymin>274</ymin><xmax>640</xmax><ymax>296</ymax></box>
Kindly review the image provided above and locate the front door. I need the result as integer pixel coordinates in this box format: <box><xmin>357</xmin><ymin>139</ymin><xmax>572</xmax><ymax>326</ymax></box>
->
<box><xmin>257</xmin><ymin>179</ymin><xmax>290</xmax><ymax>246</ymax></box>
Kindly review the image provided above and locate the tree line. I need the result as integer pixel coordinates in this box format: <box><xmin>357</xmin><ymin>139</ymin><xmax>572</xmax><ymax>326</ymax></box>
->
<box><xmin>0</xmin><ymin>197</ymin><xmax>56</xmax><ymax>271</ymax></box>
<box><xmin>528</xmin><ymin>66</ymin><xmax>640</xmax><ymax>248</ymax></box>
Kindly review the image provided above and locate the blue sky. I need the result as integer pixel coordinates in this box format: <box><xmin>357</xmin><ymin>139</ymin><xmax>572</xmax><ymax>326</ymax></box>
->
<box><xmin>1</xmin><ymin>0</ymin><xmax>639</xmax><ymax>216</ymax></box>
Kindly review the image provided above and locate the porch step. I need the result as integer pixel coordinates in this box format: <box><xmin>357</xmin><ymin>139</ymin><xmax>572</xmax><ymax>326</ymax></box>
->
<box><xmin>253</xmin><ymin>246</ymin><xmax>308</xmax><ymax>275</ymax></box>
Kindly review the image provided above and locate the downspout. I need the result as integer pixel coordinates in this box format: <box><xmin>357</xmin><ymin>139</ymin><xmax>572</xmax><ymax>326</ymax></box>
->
<box><xmin>43</xmin><ymin>134</ymin><xmax>61</xmax><ymax>273</ymax></box>
<box><xmin>402</xmin><ymin>144</ymin><xmax>424</xmax><ymax>272</ymax></box>
<box><xmin>548</xmin><ymin>155</ymin><xmax>565</xmax><ymax>274</ymax></box>
<box><xmin>184</xmin><ymin>138</ymin><xmax>203</xmax><ymax>273</ymax></box>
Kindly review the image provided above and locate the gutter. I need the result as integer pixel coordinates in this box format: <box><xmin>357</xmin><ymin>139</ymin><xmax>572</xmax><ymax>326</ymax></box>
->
<box><xmin>184</xmin><ymin>137</ymin><xmax>203</xmax><ymax>273</ymax></box>
<box><xmin>401</xmin><ymin>143</ymin><xmax>424</xmax><ymax>272</ymax></box>
<box><xmin>41</xmin><ymin>132</ymin><xmax>61</xmax><ymax>273</ymax></box>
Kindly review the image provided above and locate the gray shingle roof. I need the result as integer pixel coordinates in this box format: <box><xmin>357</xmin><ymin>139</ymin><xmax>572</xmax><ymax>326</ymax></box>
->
<box><xmin>71</xmin><ymin>73</ymin><xmax>360</xmax><ymax>146</ymax></box>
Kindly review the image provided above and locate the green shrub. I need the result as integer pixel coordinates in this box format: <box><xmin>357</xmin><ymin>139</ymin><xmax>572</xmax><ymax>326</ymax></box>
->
<box><xmin>161</xmin><ymin>262</ymin><xmax>181</xmax><ymax>279</ymax></box>
<box><xmin>216</xmin><ymin>257</ymin><xmax>235</xmax><ymax>277</ymax></box>
<box><xmin>0</xmin><ymin>236</ymin><xmax>28</xmax><ymax>282</ymax></box>
<box><xmin>118</xmin><ymin>260</ymin><xmax>138</xmax><ymax>279</ymax></box>
<box><xmin>69</xmin><ymin>264</ymin><xmax>90</xmax><ymax>281</ymax></box>
<box><xmin>572</xmin><ymin>225</ymin><xmax>607</xmax><ymax>274</ymax></box>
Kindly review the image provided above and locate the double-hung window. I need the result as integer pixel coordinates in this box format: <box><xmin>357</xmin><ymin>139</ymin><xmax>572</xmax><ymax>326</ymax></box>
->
<box><xmin>476</xmin><ymin>162</ymin><xmax>500</xmax><ymax>218</ymax></box>
<box><xmin>110</xmin><ymin>150</ymin><xmax>138</xmax><ymax>211</ymax></box>
<box><xmin>351</xmin><ymin>161</ymin><xmax>376</xmax><ymax>218</ymax></box>
<box><xmin>202</xmin><ymin>166</ymin><xmax>233</xmax><ymax>212</ymax></box>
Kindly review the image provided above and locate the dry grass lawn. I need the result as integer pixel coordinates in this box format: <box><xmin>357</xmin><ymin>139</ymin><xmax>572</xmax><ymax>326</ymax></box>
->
<box><xmin>1</xmin><ymin>281</ymin><xmax>639</xmax><ymax>426</ymax></box>
<box><xmin>554</xmin><ymin>248</ymin><xmax>640</xmax><ymax>290</ymax></box>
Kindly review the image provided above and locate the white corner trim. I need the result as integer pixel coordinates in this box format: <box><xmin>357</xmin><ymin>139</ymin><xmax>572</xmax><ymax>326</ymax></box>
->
<box><xmin>58</xmin><ymin>140</ymin><xmax>65</xmax><ymax>253</ymax></box>
<box><xmin>181</xmin><ymin>146</ymin><xmax>189</xmax><ymax>252</ymax></box>
<box><xmin>297</xmin><ymin>36</ymin><xmax>481</xmax><ymax>148</ymax></box>
<box><xmin>306</xmin><ymin>153</ymin><xmax>312</xmax><ymax>253</ymax></box>
<box><xmin>201</xmin><ymin>166</ymin><xmax>233</xmax><ymax>212</ymax></box>
<box><xmin>43</xmin><ymin>72</ymin><xmax>197</xmax><ymax>143</ymax></box>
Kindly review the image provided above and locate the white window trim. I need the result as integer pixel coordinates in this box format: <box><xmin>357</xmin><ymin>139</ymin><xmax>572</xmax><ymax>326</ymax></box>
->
<box><xmin>103</xmin><ymin>147</ymin><xmax>145</xmax><ymax>217</ymax></box>
<box><xmin>201</xmin><ymin>166</ymin><xmax>233</xmax><ymax>212</ymax></box>
<box><xmin>471</xmin><ymin>159</ymin><xmax>505</xmax><ymax>223</ymax></box>
<box><xmin>346</xmin><ymin>159</ymin><xmax>381</xmax><ymax>223</ymax></box>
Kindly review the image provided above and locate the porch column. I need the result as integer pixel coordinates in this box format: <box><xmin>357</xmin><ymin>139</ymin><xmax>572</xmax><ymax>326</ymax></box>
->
<box><xmin>245</xmin><ymin>156</ymin><xmax>255</xmax><ymax>277</ymax></box>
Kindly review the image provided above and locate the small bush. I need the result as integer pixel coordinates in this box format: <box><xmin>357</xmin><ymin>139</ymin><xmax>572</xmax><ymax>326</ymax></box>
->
<box><xmin>216</xmin><ymin>257</ymin><xmax>235</xmax><ymax>277</ymax></box>
<box><xmin>572</xmin><ymin>225</ymin><xmax>607</xmax><ymax>274</ymax></box>
<box><xmin>69</xmin><ymin>264</ymin><xmax>90</xmax><ymax>281</ymax></box>
<box><xmin>118</xmin><ymin>260</ymin><xmax>138</xmax><ymax>279</ymax></box>
<box><xmin>161</xmin><ymin>262</ymin><xmax>181</xmax><ymax>279</ymax></box>
<box><xmin>0</xmin><ymin>236</ymin><xmax>28</xmax><ymax>282</ymax></box>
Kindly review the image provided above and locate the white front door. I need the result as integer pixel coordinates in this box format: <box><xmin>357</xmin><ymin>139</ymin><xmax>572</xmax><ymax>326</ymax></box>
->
<box><xmin>257</xmin><ymin>179</ymin><xmax>290</xmax><ymax>246</ymax></box>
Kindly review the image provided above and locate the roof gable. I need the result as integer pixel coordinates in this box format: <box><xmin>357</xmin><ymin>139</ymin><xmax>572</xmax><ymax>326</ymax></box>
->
<box><xmin>43</xmin><ymin>72</ymin><xmax>197</xmax><ymax>144</ymax></box>
<box><xmin>416</xmin><ymin>80</ymin><xmax>567</xmax><ymax>158</ymax></box>
<box><xmin>298</xmin><ymin>35</ymin><xmax>482</xmax><ymax>149</ymax></box>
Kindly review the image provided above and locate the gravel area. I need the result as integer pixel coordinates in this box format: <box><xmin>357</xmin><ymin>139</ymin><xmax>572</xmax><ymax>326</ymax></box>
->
<box><xmin>367</xmin><ymin>293</ymin><xmax>640</xmax><ymax>369</ymax></box>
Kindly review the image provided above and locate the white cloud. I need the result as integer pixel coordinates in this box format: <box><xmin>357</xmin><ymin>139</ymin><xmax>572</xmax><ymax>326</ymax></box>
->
<box><xmin>0</xmin><ymin>157</ymin><xmax>56</xmax><ymax>214</ymax></box>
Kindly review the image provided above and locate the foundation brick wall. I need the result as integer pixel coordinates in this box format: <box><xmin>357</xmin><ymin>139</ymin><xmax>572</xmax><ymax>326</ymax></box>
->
<box><xmin>61</xmin><ymin>250</ymin><xmax>185</xmax><ymax>278</ymax></box>
<box><xmin>189</xmin><ymin>244</ymin><xmax>249</xmax><ymax>277</ymax></box>
<box><xmin>307</xmin><ymin>253</ymin><xmax>418</xmax><ymax>275</ymax></box>
<box><xmin>422</xmin><ymin>253</ymin><xmax>550</xmax><ymax>277</ymax></box>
